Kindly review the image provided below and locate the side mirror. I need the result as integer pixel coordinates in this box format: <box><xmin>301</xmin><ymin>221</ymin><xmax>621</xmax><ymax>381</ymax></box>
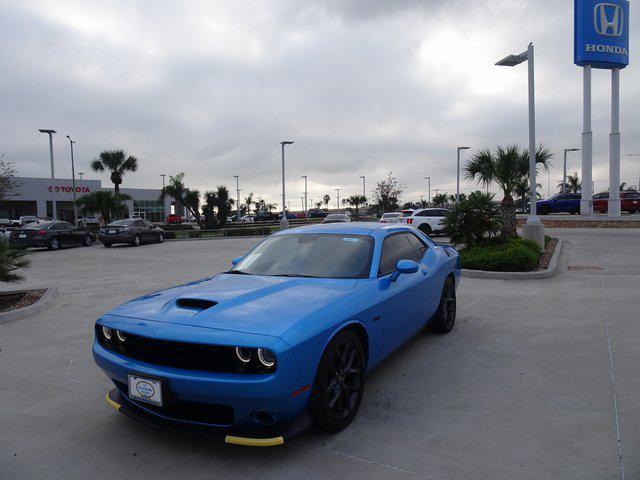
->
<box><xmin>390</xmin><ymin>259</ymin><xmax>419</xmax><ymax>282</ymax></box>
<box><xmin>231</xmin><ymin>256</ymin><xmax>243</xmax><ymax>266</ymax></box>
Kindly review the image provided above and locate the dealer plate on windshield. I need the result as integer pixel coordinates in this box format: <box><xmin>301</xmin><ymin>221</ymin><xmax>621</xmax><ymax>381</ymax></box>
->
<box><xmin>128</xmin><ymin>374</ymin><xmax>162</xmax><ymax>406</ymax></box>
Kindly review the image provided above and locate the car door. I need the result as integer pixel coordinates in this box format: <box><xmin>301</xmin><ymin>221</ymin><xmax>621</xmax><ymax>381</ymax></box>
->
<box><xmin>378</xmin><ymin>232</ymin><xmax>430</xmax><ymax>356</ymax></box>
<box><xmin>52</xmin><ymin>222</ymin><xmax>72</xmax><ymax>246</ymax></box>
<box><xmin>143</xmin><ymin>220</ymin><xmax>158</xmax><ymax>241</ymax></box>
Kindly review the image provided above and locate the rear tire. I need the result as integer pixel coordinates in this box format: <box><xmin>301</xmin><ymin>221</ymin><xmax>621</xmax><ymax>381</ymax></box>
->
<box><xmin>83</xmin><ymin>235</ymin><xmax>92</xmax><ymax>246</ymax></box>
<box><xmin>48</xmin><ymin>237</ymin><xmax>60</xmax><ymax>251</ymax></box>
<box><xmin>418</xmin><ymin>224</ymin><xmax>432</xmax><ymax>235</ymax></box>
<box><xmin>312</xmin><ymin>331</ymin><xmax>365</xmax><ymax>433</ymax></box>
<box><xmin>132</xmin><ymin>234</ymin><xmax>141</xmax><ymax>247</ymax></box>
<box><xmin>157</xmin><ymin>232</ymin><xmax>164</xmax><ymax>243</ymax></box>
<box><xmin>431</xmin><ymin>277</ymin><xmax>456</xmax><ymax>334</ymax></box>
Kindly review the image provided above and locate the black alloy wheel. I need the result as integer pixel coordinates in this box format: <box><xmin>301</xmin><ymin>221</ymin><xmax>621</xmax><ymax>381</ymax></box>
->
<box><xmin>83</xmin><ymin>234</ymin><xmax>92</xmax><ymax>246</ymax></box>
<box><xmin>431</xmin><ymin>277</ymin><xmax>456</xmax><ymax>334</ymax></box>
<box><xmin>48</xmin><ymin>237</ymin><xmax>60</xmax><ymax>251</ymax></box>
<box><xmin>132</xmin><ymin>234</ymin><xmax>141</xmax><ymax>247</ymax></box>
<box><xmin>312</xmin><ymin>331</ymin><xmax>365</xmax><ymax>432</ymax></box>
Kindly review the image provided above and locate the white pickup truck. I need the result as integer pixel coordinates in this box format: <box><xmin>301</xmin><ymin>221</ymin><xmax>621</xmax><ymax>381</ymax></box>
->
<box><xmin>403</xmin><ymin>208</ymin><xmax>449</xmax><ymax>235</ymax></box>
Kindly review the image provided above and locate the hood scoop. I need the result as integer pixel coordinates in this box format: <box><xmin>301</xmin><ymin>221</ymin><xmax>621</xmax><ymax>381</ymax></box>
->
<box><xmin>175</xmin><ymin>298</ymin><xmax>218</xmax><ymax>310</ymax></box>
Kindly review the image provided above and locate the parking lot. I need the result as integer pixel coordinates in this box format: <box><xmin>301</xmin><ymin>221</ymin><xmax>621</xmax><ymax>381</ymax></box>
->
<box><xmin>1</xmin><ymin>229</ymin><xmax>638</xmax><ymax>480</ymax></box>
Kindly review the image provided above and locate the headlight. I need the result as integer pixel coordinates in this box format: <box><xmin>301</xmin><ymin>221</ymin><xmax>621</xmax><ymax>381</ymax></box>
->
<box><xmin>116</xmin><ymin>330</ymin><xmax>126</xmax><ymax>342</ymax></box>
<box><xmin>235</xmin><ymin>347</ymin><xmax>252</xmax><ymax>364</ymax></box>
<box><xmin>102</xmin><ymin>326</ymin><xmax>113</xmax><ymax>340</ymax></box>
<box><xmin>257</xmin><ymin>348</ymin><xmax>276</xmax><ymax>368</ymax></box>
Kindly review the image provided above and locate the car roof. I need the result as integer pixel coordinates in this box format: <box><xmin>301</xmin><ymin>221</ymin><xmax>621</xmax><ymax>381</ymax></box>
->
<box><xmin>273</xmin><ymin>222</ymin><xmax>416</xmax><ymax>238</ymax></box>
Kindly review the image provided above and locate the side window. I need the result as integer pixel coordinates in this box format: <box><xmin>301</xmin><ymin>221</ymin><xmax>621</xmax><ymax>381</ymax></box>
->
<box><xmin>416</xmin><ymin>210</ymin><xmax>431</xmax><ymax>217</ymax></box>
<box><xmin>54</xmin><ymin>222</ymin><xmax>70</xmax><ymax>231</ymax></box>
<box><xmin>134</xmin><ymin>220</ymin><xmax>145</xmax><ymax>228</ymax></box>
<box><xmin>406</xmin><ymin>232</ymin><xmax>428</xmax><ymax>259</ymax></box>
<box><xmin>378</xmin><ymin>234</ymin><xmax>420</xmax><ymax>276</ymax></box>
<box><xmin>438</xmin><ymin>209</ymin><xmax>449</xmax><ymax>217</ymax></box>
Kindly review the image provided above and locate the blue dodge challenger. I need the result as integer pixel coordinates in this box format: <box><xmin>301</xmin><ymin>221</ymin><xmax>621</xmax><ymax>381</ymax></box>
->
<box><xmin>93</xmin><ymin>223</ymin><xmax>461</xmax><ymax>446</ymax></box>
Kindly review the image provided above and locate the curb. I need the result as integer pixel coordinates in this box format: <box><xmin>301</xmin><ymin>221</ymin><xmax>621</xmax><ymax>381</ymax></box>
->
<box><xmin>0</xmin><ymin>287</ymin><xmax>58</xmax><ymax>324</ymax></box>
<box><xmin>462</xmin><ymin>240</ymin><xmax>564</xmax><ymax>281</ymax></box>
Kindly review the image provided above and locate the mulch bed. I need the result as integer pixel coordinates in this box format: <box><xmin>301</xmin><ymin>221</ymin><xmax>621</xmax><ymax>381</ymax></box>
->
<box><xmin>0</xmin><ymin>289</ymin><xmax>46</xmax><ymax>313</ymax></box>
<box><xmin>537</xmin><ymin>238</ymin><xmax>558</xmax><ymax>271</ymax></box>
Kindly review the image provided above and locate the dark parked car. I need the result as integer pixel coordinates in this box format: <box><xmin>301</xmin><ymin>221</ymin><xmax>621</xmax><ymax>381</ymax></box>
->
<box><xmin>593</xmin><ymin>191</ymin><xmax>640</xmax><ymax>214</ymax></box>
<box><xmin>536</xmin><ymin>193</ymin><xmax>581</xmax><ymax>215</ymax></box>
<box><xmin>12</xmin><ymin>221</ymin><xmax>93</xmax><ymax>250</ymax></box>
<box><xmin>99</xmin><ymin>219</ymin><xmax>165</xmax><ymax>247</ymax></box>
<box><xmin>322</xmin><ymin>213</ymin><xmax>352</xmax><ymax>223</ymax></box>
<box><xmin>254</xmin><ymin>212</ymin><xmax>279</xmax><ymax>222</ymax></box>
<box><xmin>307</xmin><ymin>208</ymin><xmax>329</xmax><ymax>218</ymax></box>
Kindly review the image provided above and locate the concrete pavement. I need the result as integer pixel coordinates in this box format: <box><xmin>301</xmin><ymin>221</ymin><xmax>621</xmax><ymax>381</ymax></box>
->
<box><xmin>1</xmin><ymin>229</ymin><xmax>638</xmax><ymax>479</ymax></box>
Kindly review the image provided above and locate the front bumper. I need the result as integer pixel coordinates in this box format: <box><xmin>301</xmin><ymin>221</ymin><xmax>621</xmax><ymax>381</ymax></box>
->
<box><xmin>105</xmin><ymin>388</ymin><xmax>311</xmax><ymax>445</ymax></box>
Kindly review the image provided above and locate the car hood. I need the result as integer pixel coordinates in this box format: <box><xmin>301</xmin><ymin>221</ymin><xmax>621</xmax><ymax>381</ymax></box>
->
<box><xmin>106</xmin><ymin>273</ymin><xmax>358</xmax><ymax>337</ymax></box>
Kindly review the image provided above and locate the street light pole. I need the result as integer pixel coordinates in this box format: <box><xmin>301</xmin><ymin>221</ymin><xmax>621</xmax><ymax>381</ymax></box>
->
<box><xmin>78</xmin><ymin>172</ymin><xmax>84</xmax><ymax>181</ymax></box>
<box><xmin>66</xmin><ymin>135</ymin><xmax>78</xmax><ymax>225</ymax></box>
<box><xmin>456</xmin><ymin>147</ymin><xmax>470</xmax><ymax>206</ymax></box>
<box><xmin>301</xmin><ymin>175</ymin><xmax>308</xmax><ymax>213</ymax></box>
<box><xmin>161</xmin><ymin>173</ymin><xmax>166</xmax><ymax>189</ymax></box>
<box><xmin>233</xmin><ymin>175</ymin><xmax>240</xmax><ymax>220</ymax></box>
<box><xmin>39</xmin><ymin>129</ymin><xmax>57</xmax><ymax>220</ymax></box>
<box><xmin>563</xmin><ymin>148</ymin><xmax>580</xmax><ymax>193</ymax></box>
<box><xmin>497</xmin><ymin>42</ymin><xmax>544</xmax><ymax>247</ymax></box>
<box><xmin>424</xmin><ymin>177</ymin><xmax>431</xmax><ymax>205</ymax></box>
<box><xmin>359</xmin><ymin>176</ymin><xmax>366</xmax><ymax>198</ymax></box>
<box><xmin>335</xmin><ymin>188</ymin><xmax>341</xmax><ymax>212</ymax></box>
<box><xmin>280</xmin><ymin>141</ymin><xmax>294</xmax><ymax>229</ymax></box>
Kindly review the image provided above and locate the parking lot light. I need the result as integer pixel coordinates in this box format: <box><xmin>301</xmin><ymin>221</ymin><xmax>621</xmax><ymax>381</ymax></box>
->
<box><xmin>66</xmin><ymin>135</ymin><xmax>79</xmax><ymax>226</ymax></box>
<box><xmin>280</xmin><ymin>141</ymin><xmax>294</xmax><ymax>229</ymax></box>
<box><xmin>39</xmin><ymin>129</ymin><xmax>57</xmax><ymax>220</ymax></box>
<box><xmin>456</xmin><ymin>148</ymin><xmax>470</xmax><ymax>206</ymax></box>
<box><xmin>424</xmin><ymin>177</ymin><xmax>431</xmax><ymax>204</ymax></box>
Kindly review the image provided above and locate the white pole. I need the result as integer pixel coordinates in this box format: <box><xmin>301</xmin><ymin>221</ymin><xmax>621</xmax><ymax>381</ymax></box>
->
<box><xmin>456</xmin><ymin>149</ymin><xmax>461</xmax><ymax>206</ymax></box>
<box><xmin>527</xmin><ymin>43</ymin><xmax>538</xmax><ymax>223</ymax></box>
<box><xmin>608</xmin><ymin>68</ymin><xmax>621</xmax><ymax>216</ymax></box>
<box><xmin>563</xmin><ymin>149</ymin><xmax>568</xmax><ymax>194</ymax></box>
<box><xmin>68</xmin><ymin>137</ymin><xmax>78</xmax><ymax>225</ymax></box>
<box><xmin>48</xmin><ymin>134</ymin><xmax>57</xmax><ymax>220</ymax></box>
<box><xmin>280</xmin><ymin>144</ymin><xmax>288</xmax><ymax>228</ymax></box>
<box><xmin>581</xmin><ymin>66</ymin><xmax>593</xmax><ymax>216</ymax></box>
<box><xmin>303</xmin><ymin>175</ymin><xmax>308</xmax><ymax>213</ymax></box>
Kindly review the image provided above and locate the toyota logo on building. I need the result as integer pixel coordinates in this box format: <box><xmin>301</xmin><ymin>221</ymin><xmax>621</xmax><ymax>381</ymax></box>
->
<box><xmin>594</xmin><ymin>3</ymin><xmax>624</xmax><ymax>37</ymax></box>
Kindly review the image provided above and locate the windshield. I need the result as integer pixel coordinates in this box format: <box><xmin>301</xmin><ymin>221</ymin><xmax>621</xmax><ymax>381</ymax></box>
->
<box><xmin>232</xmin><ymin>234</ymin><xmax>374</xmax><ymax>279</ymax></box>
<box><xmin>382</xmin><ymin>213</ymin><xmax>400</xmax><ymax>218</ymax></box>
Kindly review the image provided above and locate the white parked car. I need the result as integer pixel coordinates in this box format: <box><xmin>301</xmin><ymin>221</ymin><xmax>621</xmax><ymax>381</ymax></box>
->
<box><xmin>0</xmin><ymin>227</ymin><xmax>11</xmax><ymax>240</ymax></box>
<box><xmin>239</xmin><ymin>215</ymin><xmax>255</xmax><ymax>223</ymax></box>
<box><xmin>322</xmin><ymin>213</ymin><xmax>352</xmax><ymax>223</ymax></box>
<box><xmin>403</xmin><ymin>208</ymin><xmax>449</xmax><ymax>235</ymax></box>
<box><xmin>20</xmin><ymin>215</ymin><xmax>39</xmax><ymax>225</ymax></box>
<box><xmin>378</xmin><ymin>212</ymin><xmax>403</xmax><ymax>224</ymax></box>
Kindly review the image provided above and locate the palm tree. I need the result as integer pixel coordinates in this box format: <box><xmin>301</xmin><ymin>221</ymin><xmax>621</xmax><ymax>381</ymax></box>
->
<box><xmin>465</xmin><ymin>145</ymin><xmax>553</xmax><ymax>239</ymax></box>
<box><xmin>557</xmin><ymin>173</ymin><xmax>581</xmax><ymax>193</ymax></box>
<box><xmin>91</xmin><ymin>150</ymin><xmax>138</xmax><ymax>195</ymax></box>
<box><xmin>323</xmin><ymin>194</ymin><xmax>330</xmax><ymax>208</ymax></box>
<box><xmin>267</xmin><ymin>203</ymin><xmax>277</xmax><ymax>213</ymax></box>
<box><xmin>202</xmin><ymin>186</ymin><xmax>234</xmax><ymax>228</ymax></box>
<box><xmin>342</xmin><ymin>195</ymin><xmax>367</xmax><ymax>216</ymax></box>
<box><xmin>159</xmin><ymin>173</ymin><xmax>200</xmax><ymax>221</ymax></box>
<box><xmin>243</xmin><ymin>193</ymin><xmax>254</xmax><ymax>216</ymax></box>
<box><xmin>432</xmin><ymin>193</ymin><xmax>449</xmax><ymax>207</ymax></box>
<box><xmin>76</xmin><ymin>190</ymin><xmax>132</xmax><ymax>223</ymax></box>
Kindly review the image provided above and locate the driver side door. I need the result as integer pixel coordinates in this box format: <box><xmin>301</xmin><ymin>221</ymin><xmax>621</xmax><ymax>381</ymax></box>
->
<box><xmin>378</xmin><ymin>232</ymin><xmax>430</xmax><ymax>356</ymax></box>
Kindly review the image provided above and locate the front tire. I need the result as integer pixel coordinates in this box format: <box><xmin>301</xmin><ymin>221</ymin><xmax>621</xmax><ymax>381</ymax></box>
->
<box><xmin>131</xmin><ymin>234</ymin><xmax>141</xmax><ymax>247</ymax></box>
<box><xmin>431</xmin><ymin>277</ymin><xmax>456</xmax><ymax>334</ymax></box>
<box><xmin>83</xmin><ymin>234</ymin><xmax>92</xmax><ymax>246</ymax></box>
<box><xmin>157</xmin><ymin>232</ymin><xmax>164</xmax><ymax>243</ymax></box>
<box><xmin>48</xmin><ymin>237</ymin><xmax>60</xmax><ymax>251</ymax></box>
<box><xmin>418</xmin><ymin>224</ymin><xmax>432</xmax><ymax>235</ymax></box>
<box><xmin>312</xmin><ymin>331</ymin><xmax>365</xmax><ymax>433</ymax></box>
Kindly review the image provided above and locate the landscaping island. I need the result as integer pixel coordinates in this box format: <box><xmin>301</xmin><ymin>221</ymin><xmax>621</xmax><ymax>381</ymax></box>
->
<box><xmin>459</xmin><ymin>236</ymin><xmax>558</xmax><ymax>272</ymax></box>
<box><xmin>0</xmin><ymin>289</ymin><xmax>46</xmax><ymax>313</ymax></box>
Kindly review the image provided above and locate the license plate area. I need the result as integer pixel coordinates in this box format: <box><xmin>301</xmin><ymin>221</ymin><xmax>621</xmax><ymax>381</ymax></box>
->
<box><xmin>109</xmin><ymin>230</ymin><xmax>116</xmax><ymax>234</ymax></box>
<box><xmin>128</xmin><ymin>374</ymin><xmax>163</xmax><ymax>406</ymax></box>
<box><xmin>19</xmin><ymin>234</ymin><xmax>27</xmax><ymax>238</ymax></box>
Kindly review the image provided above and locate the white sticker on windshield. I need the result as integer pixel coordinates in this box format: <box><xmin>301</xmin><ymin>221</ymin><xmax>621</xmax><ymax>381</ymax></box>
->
<box><xmin>240</xmin><ymin>253</ymin><xmax>262</xmax><ymax>267</ymax></box>
<box><xmin>342</xmin><ymin>237</ymin><xmax>359</xmax><ymax>243</ymax></box>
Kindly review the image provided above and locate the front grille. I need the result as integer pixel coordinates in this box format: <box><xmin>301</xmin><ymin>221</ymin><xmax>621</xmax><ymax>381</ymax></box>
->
<box><xmin>97</xmin><ymin>326</ymin><xmax>242</xmax><ymax>373</ymax></box>
<box><xmin>113</xmin><ymin>380</ymin><xmax>234</xmax><ymax>425</ymax></box>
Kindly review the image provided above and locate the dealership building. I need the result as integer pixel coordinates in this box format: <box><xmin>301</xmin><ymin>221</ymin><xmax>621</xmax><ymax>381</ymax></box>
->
<box><xmin>1</xmin><ymin>177</ymin><xmax>179</xmax><ymax>223</ymax></box>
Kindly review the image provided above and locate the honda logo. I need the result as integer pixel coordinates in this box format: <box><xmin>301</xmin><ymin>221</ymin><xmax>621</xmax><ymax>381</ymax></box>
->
<box><xmin>594</xmin><ymin>3</ymin><xmax>624</xmax><ymax>37</ymax></box>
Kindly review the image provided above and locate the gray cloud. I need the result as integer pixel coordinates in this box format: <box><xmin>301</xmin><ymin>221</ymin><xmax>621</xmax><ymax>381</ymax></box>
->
<box><xmin>2</xmin><ymin>0</ymin><xmax>639</xmax><ymax>208</ymax></box>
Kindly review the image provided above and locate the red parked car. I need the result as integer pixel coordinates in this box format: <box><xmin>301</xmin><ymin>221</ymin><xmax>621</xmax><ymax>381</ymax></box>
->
<box><xmin>165</xmin><ymin>214</ymin><xmax>183</xmax><ymax>224</ymax></box>
<box><xmin>593</xmin><ymin>191</ymin><xmax>640</xmax><ymax>214</ymax></box>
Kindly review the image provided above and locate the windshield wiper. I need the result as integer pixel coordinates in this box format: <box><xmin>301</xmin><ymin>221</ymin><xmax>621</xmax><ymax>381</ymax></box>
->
<box><xmin>273</xmin><ymin>273</ymin><xmax>321</xmax><ymax>278</ymax></box>
<box><xmin>225</xmin><ymin>270</ymin><xmax>252</xmax><ymax>275</ymax></box>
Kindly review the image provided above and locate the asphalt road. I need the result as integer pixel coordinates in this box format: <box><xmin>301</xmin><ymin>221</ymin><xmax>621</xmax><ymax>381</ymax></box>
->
<box><xmin>1</xmin><ymin>229</ymin><xmax>638</xmax><ymax>480</ymax></box>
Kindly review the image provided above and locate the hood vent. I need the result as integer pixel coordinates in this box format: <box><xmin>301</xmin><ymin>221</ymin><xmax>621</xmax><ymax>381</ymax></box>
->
<box><xmin>175</xmin><ymin>298</ymin><xmax>217</xmax><ymax>310</ymax></box>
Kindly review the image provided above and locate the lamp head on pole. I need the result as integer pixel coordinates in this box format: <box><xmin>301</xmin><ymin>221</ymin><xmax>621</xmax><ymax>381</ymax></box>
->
<box><xmin>565</xmin><ymin>148</ymin><xmax>580</xmax><ymax>153</ymax></box>
<box><xmin>457</xmin><ymin>146</ymin><xmax>471</xmax><ymax>152</ymax></box>
<box><xmin>39</xmin><ymin>129</ymin><xmax>56</xmax><ymax>135</ymax></box>
<box><xmin>280</xmin><ymin>141</ymin><xmax>294</xmax><ymax>146</ymax></box>
<box><xmin>496</xmin><ymin>51</ymin><xmax>529</xmax><ymax>67</ymax></box>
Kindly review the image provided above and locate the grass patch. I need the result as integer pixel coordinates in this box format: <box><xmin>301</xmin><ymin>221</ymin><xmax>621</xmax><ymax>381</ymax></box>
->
<box><xmin>460</xmin><ymin>238</ymin><xmax>542</xmax><ymax>272</ymax></box>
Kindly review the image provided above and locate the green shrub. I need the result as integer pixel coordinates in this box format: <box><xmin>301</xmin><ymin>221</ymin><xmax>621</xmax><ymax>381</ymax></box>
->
<box><xmin>460</xmin><ymin>238</ymin><xmax>541</xmax><ymax>272</ymax></box>
<box><xmin>442</xmin><ymin>191</ymin><xmax>501</xmax><ymax>247</ymax></box>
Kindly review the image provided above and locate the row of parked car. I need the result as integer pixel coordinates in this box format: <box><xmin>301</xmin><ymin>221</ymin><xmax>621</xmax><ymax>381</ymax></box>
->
<box><xmin>535</xmin><ymin>191</ymin><xmax>640</xmax><ymax>214</ymax></box>
<box><xmin>379</xmin><ymin>208</ymin><xmax>449</xmax><ymax>235</ymax></box>
<box><xmin>7</xmin><ymin>218</ymin><xmax>166</xmax><ymax>251</ymax></box>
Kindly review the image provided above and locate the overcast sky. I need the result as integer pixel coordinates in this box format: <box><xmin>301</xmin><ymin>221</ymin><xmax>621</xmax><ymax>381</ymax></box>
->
<box><xmin>2</xmin><ymin>0</ymin><xmax>639</xmax><ymax>208</ymax></box>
